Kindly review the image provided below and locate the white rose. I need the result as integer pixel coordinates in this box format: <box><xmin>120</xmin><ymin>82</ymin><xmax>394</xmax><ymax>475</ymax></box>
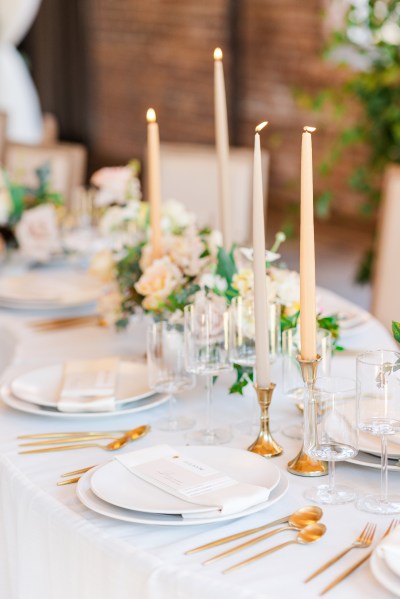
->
<box><xmin>161</xmin><ymin>200</ymin><xmax>196</xmax><ymax>232</ymax></box>
<box><xmin>15</xmin><ymin>204</ymin><xmax>61</xmax><ymax>262</ymax></box>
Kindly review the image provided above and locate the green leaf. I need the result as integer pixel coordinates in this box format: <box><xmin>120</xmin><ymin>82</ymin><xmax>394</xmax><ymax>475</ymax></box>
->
<box><xmin>216</xmin><ymin>246</ymin><xmax>237</xmax><ymax>286</ymax></box>
<box><xmin>392</xmin><ymin>322</ymin><xmax>400</xmax><ymax>343</ymax></box>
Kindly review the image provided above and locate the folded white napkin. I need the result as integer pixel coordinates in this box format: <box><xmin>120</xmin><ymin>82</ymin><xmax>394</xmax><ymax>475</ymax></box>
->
<box><xmin>58</xmin><ymin>357</ymin><xmax>119</xmax><ymax>412</ymax></box>
<box><xmin>377</xmin><ymin>526</ymin><xmax>400</xmax><ymax>577</ymax></box>
<box><xmin>116</xmin><ymin>445</ymin><xmax>271</xmax><ymax>518</ymax></box>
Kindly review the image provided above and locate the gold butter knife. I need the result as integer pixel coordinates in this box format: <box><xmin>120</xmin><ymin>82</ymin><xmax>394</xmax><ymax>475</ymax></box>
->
<box><xmin>18</xmin><ymin>431</ymin><xmax>126</xmax><ymax>439</ymax></box>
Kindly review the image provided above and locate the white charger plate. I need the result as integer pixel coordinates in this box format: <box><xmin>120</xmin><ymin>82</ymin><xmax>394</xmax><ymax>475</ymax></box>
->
<box><xmin>90</xmin><ymin>446</ymin><xmax>281</xmax><ymax>515</ymax></box>
<box><xmin>370</xmin><ymin>550</ymin><xmax>400</xmax><ymax>597</ymax></box>
<box><xmin>10</xmin><ymin>361</ymin><xmax>152</xmax><ymax>408</ymax></box>
<box><xmin>77</xmin><ymin>463</ymin><xmax>289</xmax><ymax>526</ymax></box>
<box><xmin>358</xmin><ymin>433</ymin><xmax>400</xmax><ymax>461</ymax></box>
<box><xmin>347</xmin><ymin>452</ymin><xmax>400</xmax><ymax>472</ymax></box>
<box><xmin>0</xmin><ymin>271</ymin><xmax>104</xmax><ymax>310</ymax></box>
<box><xmin>1</xmin><ymin>384</ymin><xmax>169</xmax><ymax>419</ymax></box>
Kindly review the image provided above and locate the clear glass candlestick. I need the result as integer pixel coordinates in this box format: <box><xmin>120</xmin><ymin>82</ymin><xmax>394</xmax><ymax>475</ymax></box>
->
<box><xmin>356</xmin><ymin>350</ymin><xmax>400</xmax><ymax>514</ymax></box>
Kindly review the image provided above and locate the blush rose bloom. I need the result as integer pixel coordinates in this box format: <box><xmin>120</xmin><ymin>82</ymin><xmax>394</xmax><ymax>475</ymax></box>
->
<box><xmin>135</xmin><ymin>256</ymin><xmax>184</xmax><ymax>311</ymax></box>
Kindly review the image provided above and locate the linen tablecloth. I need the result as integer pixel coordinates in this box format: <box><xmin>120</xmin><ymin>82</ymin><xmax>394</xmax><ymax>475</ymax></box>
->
<box><xmin>0</xmin><ymin>290</ymin><xmax>399</xmax><ymax>599</ymax></box>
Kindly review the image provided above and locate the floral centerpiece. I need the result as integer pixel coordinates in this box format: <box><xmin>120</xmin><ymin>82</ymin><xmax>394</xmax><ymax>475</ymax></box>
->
<box><xmin>0</xmin><ymin>163</ymin><xmax>63</xmax><ymax>261</ymax></box>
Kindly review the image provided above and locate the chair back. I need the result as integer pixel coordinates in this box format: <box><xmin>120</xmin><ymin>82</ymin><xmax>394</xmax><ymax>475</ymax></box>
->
<box><xmin>4</xmin><ymin>141</ymin><xmax>87</xmax><ymax>204</ymax></box>
<box><xmin>371</xmin><ymin>164</ymin><xmax>400</xmax><ymax>331</ymax></box>
<box><xmin>0</xmin><ymin>112</ymin><xmax>7</xmax><ymax>163</ymax></box>
<box><xmin>157</xmin><ymin>143</ymin><xmax>269</xmax><ymax>244</ymax></box>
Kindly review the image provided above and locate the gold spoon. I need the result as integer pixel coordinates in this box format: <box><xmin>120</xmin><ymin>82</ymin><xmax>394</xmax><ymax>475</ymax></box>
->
<box><xmin>223</xmin><ymin>523</ymin><xmax>327</xmax><ymax>574</ymax></box>
<box><xmin>186</xmin><ymin>505</ymin><xmax>322</xmax><ymax>555</ymax></box>
<box><xmin>203</xmin><ymin>505</ymin><xmax>323</xmax><ymax>565</ymax></box>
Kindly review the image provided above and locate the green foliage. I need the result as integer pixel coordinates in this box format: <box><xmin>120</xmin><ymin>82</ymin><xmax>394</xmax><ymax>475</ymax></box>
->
<box><xmin>299</xmin><ymin>1</ymin><xmax>400</xmax><ymax>279</ymax></box>
<box><xmin>392</xmin><ymin>321</ymin><xmax>400</xmax><ymax>344</ymax></box>
<box><xmin>5</xmin><ymin>163</ymin><xmax>63</xmax><ymax>226</ymax></box>
<box><xmin>229</xmin><ymin>364</ymin><xmax>253</xmax><ymax>396</ymax></box>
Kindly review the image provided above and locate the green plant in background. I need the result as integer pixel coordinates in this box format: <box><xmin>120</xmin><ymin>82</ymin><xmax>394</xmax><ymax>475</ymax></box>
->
<box><xmin>296</xmin><ymin>0</ymin><xmax>400</xmax><ymax>282</ymax></box>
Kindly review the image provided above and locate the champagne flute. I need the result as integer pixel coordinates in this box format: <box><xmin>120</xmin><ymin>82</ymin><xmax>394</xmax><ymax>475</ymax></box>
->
<box><xmin>147</xmin><ymin>320</ymin><xmax>195</xmax><ymax>431</ymax></box>
<box><xmin>184</xmin><ymin>296</ymin><xmax>232</xmax><ymax>445</ymax></box>
<box><xmin>356</xmin><ymin>350</ymin><xmax>400</xmax><ymax>514</ymax></box>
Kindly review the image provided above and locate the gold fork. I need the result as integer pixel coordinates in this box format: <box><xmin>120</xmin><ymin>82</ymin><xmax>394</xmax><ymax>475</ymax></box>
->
<box><xmin>305</xmin><ymin>522</ymin><xmax>376</xmax><ymax>582</ymax></box>
<box><xmin>320</xmin><ymin>519</ymin><xmax>399</xmax><ymax>596</ymax></box>
<box><xmin>56</xmin><ymin>465</ymin><xmax>97</xmax><ymax>486</ymax></box>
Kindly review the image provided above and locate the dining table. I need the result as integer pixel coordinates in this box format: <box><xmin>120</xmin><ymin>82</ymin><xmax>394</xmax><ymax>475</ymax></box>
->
<box><xmin>0</xmin><ymin>284</ymin><xmax>399</xmax><ymax>599</ymax></box>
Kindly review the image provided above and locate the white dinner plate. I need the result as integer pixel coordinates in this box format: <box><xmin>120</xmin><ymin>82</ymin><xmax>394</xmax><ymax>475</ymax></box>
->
<box><xmin>370</xmin><ymin>549</ymin><xmax>400</xmax><ymax>597</ymax></box>
<box><xmin>77</xmin><ymin>463</ymin><xmax>289</xmax><ymax>526</ymax></box>
<box><xmin>0</xmin><ymin>384</ymin><xmax>169</xmax><ymax>419</ymax></box>
<box><xmin>10</xmin><ymin>361</ymin><xmax>152</xmax><ymax>408</ymax></box>
<box><xmin>0</xmin><ymin>271</ymin><xmax>104</xmax><ymax>310</ymax></box>
<box><xmin>90</xmin><ymin>446</ymin><xmax>281</xmax><ymax>515</ymax></box>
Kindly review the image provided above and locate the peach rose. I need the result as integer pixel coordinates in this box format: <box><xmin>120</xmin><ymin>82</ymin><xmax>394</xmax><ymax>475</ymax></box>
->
<box><xmin>135</xmin><ymin>256</ymin><xmax>184</xmax><ymax>311</ymax></box>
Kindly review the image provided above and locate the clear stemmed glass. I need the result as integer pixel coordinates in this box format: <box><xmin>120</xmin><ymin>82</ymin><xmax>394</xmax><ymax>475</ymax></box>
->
<box><xmin>304</xmin><ymin>377</ymin><xmax>358</xmax><ymax>505</ymax></box>
<box><xmin>184</xmin><ymin>297</ymin><xmax>232</xmax><ymax>445</ymax></box>
<box><xmin>356</xmin><ymin>350</ymin><xmax>400</xmax><ymax>514</ymax></box>
<box><xmin>147</xmin><ymin>320</ymin><xmax>195</xmax><ymax>431</ymax></box>
<box><xmin>228</xmin><ymin>296</ymin><xmax>280</xmax><ymax>435</ymax></box>
<box><xmin>281</xmin><ymin>327</ymin><xmax>332</xmax><ymax>439</ymax></box>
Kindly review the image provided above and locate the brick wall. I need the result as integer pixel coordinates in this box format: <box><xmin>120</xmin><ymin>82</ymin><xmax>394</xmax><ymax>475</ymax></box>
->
<box><xmin>29</xmin><ymin>0</ymin><xmax>368</xmax><ymax>217</ymax></box>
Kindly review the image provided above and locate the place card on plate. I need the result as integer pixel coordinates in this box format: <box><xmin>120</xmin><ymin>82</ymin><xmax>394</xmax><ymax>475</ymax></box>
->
<box><xmin>116</xmin><ymin>444</ymin><xmax>271</xmax><ymax>517</ymax></box>
<box><xmin>58</xmin><ymin>357</ymin><xmax>119</xmax><ymax>412</ymax></box>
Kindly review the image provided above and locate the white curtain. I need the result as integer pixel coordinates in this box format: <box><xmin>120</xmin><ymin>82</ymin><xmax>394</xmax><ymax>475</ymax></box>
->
<box><xmin>0</xmin><ymin>0</ymin><xmax>43</xmax><ymax>143</ymax></box>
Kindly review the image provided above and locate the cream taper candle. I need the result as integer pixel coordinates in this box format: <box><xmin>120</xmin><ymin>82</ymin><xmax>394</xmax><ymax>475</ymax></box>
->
<box><xmin>300</xmin><ymin>126</ymin><xmax>317</xmax><ymax>360</ymax></box>
<box><xmin>146</xmin><ymin>108</ymin><xmax>162</xmax><ymax>259</ymax></box>
<box><xmin>253</xmin><ymin>121</ymin><xmax>270</xmax><ymax>387</ymax></box>
<box><xmin>214</xmin><ymin>48</ymin><xmax>231</xmax><ymax>250</ymax></box>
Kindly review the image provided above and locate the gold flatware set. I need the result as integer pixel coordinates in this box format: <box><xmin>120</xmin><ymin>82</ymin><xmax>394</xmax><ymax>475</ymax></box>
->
<box><xmin>29</xmin><ymin>314</ymin><xmax>105</xmax><ymax>332</ymax></box>
<box><xmin>18</xmin><ymin>424</ymin><xmax>150</xmax><ymax>455</ymax></box>
<box><xmin>185</xmin><ymin>508</ymin><xmax>398</xmax><ymax>591</ymax></box>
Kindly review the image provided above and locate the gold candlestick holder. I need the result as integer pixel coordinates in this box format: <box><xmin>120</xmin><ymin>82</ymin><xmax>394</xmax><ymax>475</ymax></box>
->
<box><xmin>287</xmin><ymin>354</ymin><xmax>328</xmax><ymax>476</ymax></box>
<box><xmin>248</xmin><ymin>383</ymin><xmax>283</xmax><ymax>458</ymax></box>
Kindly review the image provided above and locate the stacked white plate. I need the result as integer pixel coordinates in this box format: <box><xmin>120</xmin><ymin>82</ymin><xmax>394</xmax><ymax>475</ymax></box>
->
<box><xmin>1</xmin><ymin>361</ymin><xmax>168</xmax><ymax>419</ymax></box>
<box><xmin>371</xmin><ymin>527</ymin><xmax>400</xmax><ymax>596</ymax></box>
<box><xmin>348</xmin><ymin>432</ymin><xmax>400</xmax><ymax>472</ymax></box>
<box><xmin>0</xmin><ymin>271</ymin><xmax>104</xmax><ymax>310</ymax></box>
<box><xmin>76</xmin><ymin>446</ymin><xmax>289</xmax><ymax>526</ymax></box>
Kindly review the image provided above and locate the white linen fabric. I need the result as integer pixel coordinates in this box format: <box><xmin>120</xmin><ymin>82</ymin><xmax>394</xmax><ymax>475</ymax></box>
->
<box><xmin>377</xmin><ymin>526</ymin><xmax>400</xmax><ymax>576</ymax></box>
<box><xmin>58</xmin><ymin>357</ymin><xmax>119</xmax><ymax>412</ymax></box>
<box><xmin>0</xmin><ymin>287</ymin><xmax>399</xmax><ymax>599</ymax></box>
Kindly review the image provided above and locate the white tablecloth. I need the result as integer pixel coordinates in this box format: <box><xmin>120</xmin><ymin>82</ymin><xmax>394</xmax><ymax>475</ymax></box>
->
<box><xmin>0</xmin><ymin>290</ymin><xmax>399</xmax><ymax>599</ymax></box>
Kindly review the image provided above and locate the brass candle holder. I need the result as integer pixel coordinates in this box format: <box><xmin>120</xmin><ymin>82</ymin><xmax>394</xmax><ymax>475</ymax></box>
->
<box><xmin>248</xmin><ymin>383</ymin><xmax>283</xmax><ymax>458</ymax></box>
<box><xmin>287</xmin><ymin>354</ymin><xmax>328</xmax><ymax>476</ymax></box>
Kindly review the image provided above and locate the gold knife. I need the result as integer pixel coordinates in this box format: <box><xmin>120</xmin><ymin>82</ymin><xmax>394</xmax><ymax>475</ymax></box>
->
<box><xmin>20</xmin><ymin>425</ymin><xmax>150</xmax><ymax>454</ymax></box>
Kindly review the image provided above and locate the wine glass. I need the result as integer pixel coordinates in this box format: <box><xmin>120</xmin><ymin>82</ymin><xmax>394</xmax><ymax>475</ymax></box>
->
<box><xmin>147</xmin><ymin>320</ymin><xmax>195</xmax><ymax>431</ymax></box>
<box><xmin>304</xmin><ymin>377</ymin><xmax>358</xmax><ymax>505</ymax></box>
<box><xmin>356</xmin><ymin>350</ymin><xmax>400</xmax><ymax>514</ymax></box>
<box><xmin>184</xmin><ymin>296</ymin><xmax>232</xmax><ymax>445</ymax></box>
<box><xmin>281</xmin><ymin>327</ymin><xmax>332</xmax><ymax>439</ymax></box>
<box><xmin>228</xmin><ymin>295</ymin><xmax>280</xmax><ymax>434</ymax></box>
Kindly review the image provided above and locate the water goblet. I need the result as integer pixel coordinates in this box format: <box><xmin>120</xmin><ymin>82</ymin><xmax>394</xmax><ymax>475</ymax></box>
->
<box><xmin>147</xmin><ymin>320</ymin><xmax>195</xmax><ymax>431</ymax></box>
<box><xmin>356</xmin><ymin>350</ymin><xmax>400</xmax><ymax>514</ymax></box>
<box><xmin>184</xmin><ymin>297</ymin><xmax>232</xmax><ymax>445</ymax></box>
<box><xmin>304</xmin><ymin>377</ymin><xmax>358</xmax><ymax>505</ymax></box>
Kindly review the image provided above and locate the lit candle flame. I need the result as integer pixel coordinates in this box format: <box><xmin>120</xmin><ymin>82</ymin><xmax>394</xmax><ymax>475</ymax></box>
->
<box><xmin>255</xmin><ymin>121</ymin><xmax>269</xmax><ymax>133</ymax></box>
<box><xmin>303</xmin><ymin>126</ymin><xmax>316</xmax><ymax>133</ymax></box>
<box><xmin>214</xmin><ymin>47</ymin><xmax>223</xmax><ymax>61</ymax></box>
<box><xmin>146</xmin><ymin>108</ymin><xmax>157</xmax><ymax>123</ymax></box>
